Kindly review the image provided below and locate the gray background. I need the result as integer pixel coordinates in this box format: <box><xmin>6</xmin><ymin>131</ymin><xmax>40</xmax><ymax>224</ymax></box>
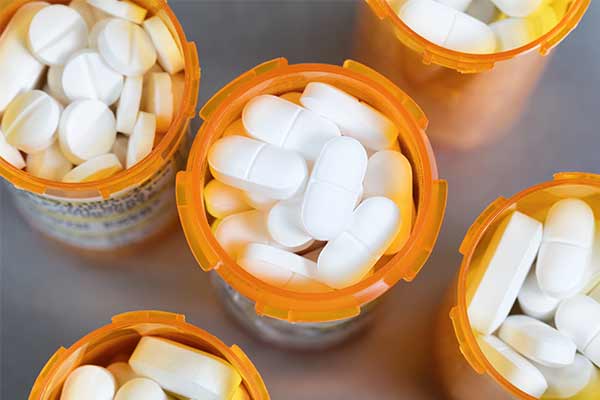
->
<box><xmin>2</xmin><ymin>1</ymin><xmax>599</xmax><ymax>399</ymax></box>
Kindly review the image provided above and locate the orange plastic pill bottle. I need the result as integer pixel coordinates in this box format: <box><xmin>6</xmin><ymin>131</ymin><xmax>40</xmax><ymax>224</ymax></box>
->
<box><xmin>176</xmin><ymin>58</ymin><xmax>447</xmax><ymax>349</ymax></box>
<box><xmin>436</xmin><ymin>172</ymin><xmax>600</xmax><ymax>400</ymax></box>
<box><xmin>29</xmin><ymin>310</ymin><xmax>269</xmax><ymax>400</ymax></box>
<box><xmin>355</xmin><ymin>0</ymin><xmax>590</xmax><ymax>149</ymax></box>
<box><xmin>0</xmin><ymin>0</ymin><xmax>200</xmax><ymax>251</ymax></box>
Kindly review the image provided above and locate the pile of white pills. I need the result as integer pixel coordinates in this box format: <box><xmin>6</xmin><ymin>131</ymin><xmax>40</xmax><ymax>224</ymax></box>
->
<box><xmin>204</xmin><ymin>83</ymin><xmax>415</xmax><ymax>291</ymax></box>
<box><xmin>393</xmin><ymin>0</ymin><xmax>567</xmax><ymax>53</ymax></box>
<box><xmin>0</xmin><ymin>0</ymin><xmax>185</xmax><ymax>183</ymax></box>
<box><xmin>60</xmin><ymin>336</ymin><xmax>248</xmax><ymax>400</ymax></box>
<box><xmin>468</xmin><ymin>198</ymin><xmax>600</xmax><ymax>398</ymax></box>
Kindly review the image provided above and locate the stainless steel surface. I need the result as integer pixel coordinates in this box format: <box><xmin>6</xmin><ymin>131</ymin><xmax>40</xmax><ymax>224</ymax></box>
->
<box><xmin>2</xmin><ymin>1</ymin><xmax>599</xmax><ymax>398</ymax></box>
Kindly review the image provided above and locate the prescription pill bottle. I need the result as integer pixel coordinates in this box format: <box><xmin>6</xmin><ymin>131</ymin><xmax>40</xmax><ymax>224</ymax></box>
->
<box><xmin>0</xmin><ymin>0</ymin><xmax>200</xmax><ymax>251</ymax></box>
<box><xmin>436</xmin><ymin>172</ymin><xmax>600</xmax><ymax>400</ymax></box>
<box><xmin>28</xmin><ymin>310</ymin><xmax>269</xmax><ymax>399</ymax></box>
<box><xmin>176</xmin><ymin>58</ymin><xmax>447</xmax><ymax>349</ymax></box>
<box><xmin>355</xmin><ymin>0</ymin><xmax>590</xmax><ymax>149</ymax></box>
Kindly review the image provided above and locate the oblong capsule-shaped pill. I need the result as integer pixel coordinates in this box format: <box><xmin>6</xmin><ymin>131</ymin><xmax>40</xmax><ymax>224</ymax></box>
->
<box><xmin>60</xmin><ymin>365</ymin><xmax>117</xmax><ymax>400</ymax></box>
<box><xmin>535</xmin><ymin>354</ymin><xmax>597</xmax><ymax>399</ymax></box>
<box><xmin>204</xmin><ymin>179</ymin><xmax>251</xmax><ymax>219</ymax></box>
<box><xmin>301</xmin><ymin>136</ymin><xmax>367</xmax><ymax>241</ymax></box>
<box><xmin>267</xmin><ymin>198</ymin><xmax>314</xmax><ymax>250</ymax></box>
<box><xmin>317</xmin><ymin>197</ymin><xmax>401</xmax><ymax>289</ymax></box>
<box><xmin>536</xmin><ymin>199</ymin><xmax>595</xmax><ymax>299</ymax></box>
<box><xmin>467</xmin><ymin>211</ymin><xmax>543</xmax><ymax>335</ymax></box>
<box><xmin>300</xmin><ymin>83</ymin><xmax>398</xmax><ymax>151</ymax></box>
<box><xmin>213</xmin><ymin>210</ymin><xmax>274</xmax><ymax>259</ymax></box>
<box><xmin>242</xmin><ymin>94</ymin><xmax>340</xmax><ymax>162</ymax></box>
<box><xmin>517</xmin><ymin>269</ymin><xmax>560</xmax><ymax>322</ymax></box>
<box><xmin>555</xmin><ymin>295</ymin><xmax>600</xmax><ymax>355</ymax></box>
<box><xmin>209</xmin><ymin>135</ymin><xmax>308</xmax><ymax>201</ymax></box>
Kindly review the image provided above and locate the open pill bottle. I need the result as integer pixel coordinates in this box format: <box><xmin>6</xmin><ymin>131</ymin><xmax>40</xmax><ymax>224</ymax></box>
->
<box><xmin>29</xmin><ymin>310</ymin><xmax>269</xmax><ymax>399</ymax></box>
<box><xmin>0</xmin><ymin>0</ymin><xmax>200</xmax><ymax>251</ymax></box>
<box><xmin>356</xmin><ymin>0</ymin><xmax>590</xmax><ymax>149</ymax></box>
<box><xmin>436</xmin><ymin>172</ymin><xmax>600</xmax><ymax>400</ymax></box>
<box><xmin>176</xmin><ymin>58</ymin><xmax>447</xmax><ymax>349</ymax></box>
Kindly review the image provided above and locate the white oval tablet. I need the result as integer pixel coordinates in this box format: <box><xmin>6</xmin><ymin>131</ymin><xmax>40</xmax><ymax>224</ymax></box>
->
<box><xmin>129</xmin><ymin>336</ymin><xmax>242</xmax><ymax>400</ymax></box>
<box><xmin>268</xmin><ymin>198</ymin><xmax>314</xmax><ymax>250</ymax></box>
<box><xmin>467</xmin><ymin>211</ymin><xmax>543</xmax><ymax>335</ymax></box>
<box><xmin>0</xmin><ymin>130</ymin><xmax>25</xmax><ymax>169</ymax></box>
<box><xmin>98</xmin><ymin>18</ymin><xmax>157</xmax><ymax>77</ymax></box>
<box><xmin>47</xmin><ymin>65</ymin><xmax>69</xmax><ymax>105</ymax></box>
<box><xmin>204</xmin><ymin>179</ymin><xmax>251</xmax><ymax>219</ymax></box>
<box><xmin>318</xmin><ymin>197</ymin><xmax>401</xmax><ymax>289</ymax></box>
<box><xmin>300</xmin><ymin>83</ymin><xmax>398</xmax><ymax>151</ymax></box>
<box><xmin>491</xmin><ymin>0</ymin><xmax>542</xmax><ymax>17</ymax></box>
<box><xmin>114</xmin><ymin>378</ymin><xmax>168</xmax><ymax>400</ymax></box>
<box><xmin>62</xmin><ymin>49</ymin><xmax>124</xmax><ymax>105</ymax></box>
<box><xmin>26</xmin><ymin>142</ymin><xmax>73</xmax><ymax>181</ymax></box>
<box><xmin>28</xmin><ymin>5</ymin><xmax>88</xmax><ymax>66</ymax></box>
<box><xmin>301</xmin><ymin>136</ymin><xmax>367</xmax><ymax>240</ymax></box>
<box><xmin>208</xmin><ymin>135</ymin><xmax>308</xmax><ymax>201</ymax></box>
<box><xmin>87</xmin><ymin>0</ymin><xmax>147</xmax><ymax>24</ymax></box>
<box><xmin>143</xmin><ymin>16</ymin><xmax>184</xmax><ymax>74</ymax></box>
<box><xmin>112</xmin><ymin>134</ymin><xmax>128</xmax><ymax>166</ymax></box>
<box><xmin>106</xmin><ymin>362</ymin><xmax>140</xmax><ymax>388</ymax></box>
<box><xmin>126</xmin><ymin>111</ymin><xmax>155</xmax><ymax>168</ymax></box>
<box><xmin>2</xmin><ymin>90</ymin><xmax>60</xmax><ymax>154</ymax></box>
<box><xmin>535</xmin><ymin>354</ymin><xmax>596</xmax><ymax>399</ymax></box>
<box><xmin>116</xmin><ymin>76</ymin><xmax>143</xmax><ymax>135</ymax></box>
<box><xmin>242</xmin><ymin>94</ymin><xmax>341</xmax><ymax>162</ymax></box>
<box><xmin>517</xmin><ymin>269</ymin><xmax>560</xmax><ymax>322</ymax></box>
<box><xmin>60</xmin><ymin>365</ymin><xmax>116</xmax><ymax>400</ymax></box>
<box><xmin>62</xmin><ymin>153</ymin><xmax>122</xmax><ymax>182</ymax></box>
<box><xmin>555</xmin><ymin>295</ymin><xmax>600</xmax><ymax>355</ymax></box>
<box><xmin>59</xmin><ymin>99</ymin><xmax>116</xmax><ymax>164</ymax></box>
<box><xmin>142</xmin><ymin>72</ymin><xmax>173</xmax><ymax>134</ymax></box>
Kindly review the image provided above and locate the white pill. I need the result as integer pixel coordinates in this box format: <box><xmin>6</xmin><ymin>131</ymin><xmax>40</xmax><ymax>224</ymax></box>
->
<box><xmin>209</xmin><ymin>135</ymin><xmax>308</xmax><ymax>201</ymax></box>
<box><xmin>213</xmin><ymin>210</ymin><xmax>274</xmax><ymax>258</ymax></box>
<box><xmin>28</xmin><ymin>5</ymin><xmax>88</xmax><ymax>66</ymax></box>
<box><xmin>126</xmin><ymin>111</ymin><xmax>155</xmax><ymax>168</ymax></box>
<box><xmin>60</xmin><ymin>365</ymin><xmax>116</xmax><ymax>400</ymax></box>
<box><xmin>491</xmin><ymin>0</ymin><xmax>542</xmax><ymax>17</ymax></box>
<box><xmin>498</xmin><ymin>315</ymin><xmax>576</xmax><ymax>367</ymax></box>
<box><xmin>241</xmin><ymin>190</ymin><xmax>276</xmax><ymax>210</ymax></box>
<box><xmin>0</xmin><ymin>130</ymin><xmax>25</xmax><ymax>169</ymax></box>
<box><xmin>535</xmin><ymin>354</ymin><xmax>596</xmax><ymax>399</ymax></box>
<box><xmin>116</xmin><ymin>76</ymin><xmax>142</xmax><ymax>135</ymax></box>
<box><xmin>490</xmin><ymin>7</ymin><xmax>559</xmax><ymax>51</ymax></box>
<box><xmin>62</xmin><ymin>153</ymin><xmax>122</xmax><ymax>182</ymax></box>
<box><xmin>87</xmin><ymin>0</ymin><xmax>147</xmax><ymax>24</ymax></box>
<box><xmin>59</xmin><ymin>99</ymin><xmax>116</xmax><ymax>164</ymax></box>
<box><xmin>300</xmin><ymin>83</ymin><xmax>398</xmax><ymax>151</ymax></box>
<box><xmin>69</xmin><ymin>0</ymin><xmax>103</xmax><ymax>29</ymax></box>
<box><xmin>318</xmin><ymin>197</ymin><xmax>401</xmax><ymax>289</ymax></box>
<box><xmin>142</xmin><ymin>72</ymin><xmax>173</xmax><ymax>134</ymax></box>
<box><xmin>537</xmin><ymin>199</ymin><xmax>595</xmax><ymax>299</ymax></box>
<box><xmin>555</xmin><ymin>295</ymin><xmax>600</xmax><ymax>367</ymax></box>
<box><xmin>106</xmin><ymin>362</ymin><xmax>140</xmax><ymax>388</ymax></box>
<box><xmin>242</xmin><ymin>95</ymin><xmax>341</xmax><ymax>162</ymax></box>
<box><xmin>0</xmin><ymin>2</ymin><xmax>47</xmax><ymax>114</ymax></box>
<box><xmin>517</xmin><ymin>269</ymin><xmax>560</xmax><ymax>322</ymax></box>
<box><xmin>26</xmin><ymin>142</ymin><xmax>72</xmax><ymax>181</ymax></box>
<box><xmin>47</xmin><ymin>65</ymin><xmax>69</xmax><ymax>105</ymax></box>
<box><xmin>114</xmin><ymin>378</ymin><xmax>168</xmax><ymax>400</ymax></box>
<box><xmin>437</xmin><ymin>0</ymin><xmax>472</xmax><ymax>12</ymax></box>
<box><xmin>466</xmin><ymin>0</ymin><xmax>499</xmax><ymax>24</ymax></box>
<box><xmin>467</xmin><ymin>211</ymin><xmax>543</xmax><ymax>335</ymax></box>
<box><xmin>238</xmin><ymin>243</ymin><xmax>329</xmax><ymax>292</ymax></box>
<box><xmin>2</xmin><ymin>90</ymin><xmax>60</xmax><ymax>154</ymax></box>
<box><xmin>280</xmin><ymin>91</ymin><xmax>302</xmax><ymax>105</ymax></box>
<box><xmin>397</xmin><ymin>0</ymin><xmax>496</xmax><ymax>54</ymax></box>
<box><xmin>476</xmin><ymin>335</ymin><xmax>548</xmax><ymax>398</ymax></box>
<box><xmin>129</xmin><ymin>336</ymin><xmax>242</xmax><ymax>400</ymax></box>
<box><xmin>112</xmin><ymin>134</ymin><xmax>128</xmax><ymax>166</ymax></box>
<box><xmin>268</xmin><ymin>198</ymin><xmax>314</xmax><ymax>250</ymax></box>
<box><xmin>143</xmin><ymin>16</ymin><xmax>184</xmax><ymax>74</ymax></box>
<box><xmin>204</xmin><ymin>179</ymin><xmax>251</xmax><ymax>219</ymax></box>
<box><xmin>301</xmin><ymin>136</ymin><xmax>367</xmax><ymax>241</ymax></box>
<box><xmin>98</xmin><ymin>18</ymin><xmax>157</xmax><ymax>77</ymax></box>
<box><xmin>223</xmin><ymin>118</ymin><xmax>249</xmax><ymax>138</ymax></box>
<box><xmin>88</xmin><ymin>18</ymin><xmax>110</xmax><ymax>49</ymax></box>
<box><xmin>62</xmin><ymin>49</ymin><xmax>124</xmax><ymax>105</ymax></box>
<box><xmin>363</xmin><ymin>150</ymin><xmax>414</xmax><ymax>255</ymax></box>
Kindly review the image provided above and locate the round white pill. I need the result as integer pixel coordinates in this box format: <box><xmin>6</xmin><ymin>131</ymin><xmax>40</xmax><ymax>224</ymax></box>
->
<box><xmin>62</xmin><ymin>153</ymin><xmax>122</xmax><ymax>182</ymax></box>
<box><xmin>112</xmin><ymin>134</ymin><xmax>128</xmax><ymax>166</ymax></box>
<box><xmin>143</xmin><ymin>16</ymin><xmax>184</xmax><ymax>74</ymax></box>
<box><xmin>59</xmin><ymin>99</ymin><xmax>116</xmax><ymax>164</ymax></box>
<box><xmin>0</xmin><ymin>130</ymin><xmax>25</xmax><ymax>169</ymax></box>
<box><xmin>26</xmin><ymin>142</ymin><xmax>73</xmax><ymax>181</ymax></box>
<box><xmin>318</xmin><ymin>197</ymin><xmax>401</xmax><ymax>289</ymax></box>
<box><xmin>491</xmin><ymin>0</ymin><xmax>542</xmax><ymax>17</ymax></box>
<box><xmin>476</xmin><ymin>335</ymin><xmax>547</xmax><ymax>398</ymax></box>
<box><xmin>98</xmin><ymin>18</ymin><xmax>157</xmax><ymax>77</ymax></box>
<box><xmin>62</xmin><ymin>49</ymin><xmax>124</xmax><ymax>105</ymax></box>
<box><xmin>535</xmin><ymin>354</ymin><xmax>596</xmax><ymax>399</ymax></box>
<box><xmin>87</xmin><ymin>0</ymin><xmax>148</xmax><ymax>24</ymax></box>
<box><xmin>47</xmin><ymin>65</ymin><xmax>69</xmax><ymax>105</ymax></box>
<box><xmin>241</xmin><ymin>190</ymin><xmax>276</xmax><ymax>210</ymax></box>
<box><xmin>129</xmin><ymin>336</ymin><xmax>242</xmax><ymax>400</ymax></box>
<box><xmin>555</xmin><ymin>295</ymin><xmax>600</xmax><ymax>363</ymax></box>
<box><xmin>142</xmin><ymin>72</ymin><xmax>173</xmax><ymax>134</ymax></box>
<box><xmin>204</xmin><ymin>179</ymin><xmax>252</xmax><ymax>219</ymax></box>
<box><xmin>116</xmin><ymin>76</ymin><xmax>143</xmax><ymax>135</ymax></box>
<box><xmin>2</xmin><ymin>90</ymin><xmax>60</xmax><ymax>154</ymax></box>
<box><xmin>498</xmin><ymin>315</ymin><xmax>576</xmax><ymax>367</ymax></box>
<box><xmin>126</xmin><ymin>111</ymin><xmax>156</xmax><ymax>168</ymax></box>
<box><xmin>302</xmin><ymin>136</ymin><xmax>367</xmax><ymax>241</ymax></box>
<box><xmin>28</xmin><ymin>5</ymin><xmax>88</xmax><ymax>66</ymax></box>
<box><xmin>60</xmin><ymin>365</ymin><xmax>116</xmax><ymax>400</ymax></box>
<box><xmin>268</xmin><ymin>198</ymin><xmax>314</xmax><ymax>250</ymax></box>
<box><xmin>114</xmin><ymin>378</ymin><xmax>168</xmax><ymax>400</ymax></box>
<box><xmin>106</xmin><ymin>362</ymin><xmax>140</xmax><ymax>388</ymax></box>
<box><xmin>517</xmin><ymin>269</ymin><xmax>560</xmax><ymax>322</ymax></box>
